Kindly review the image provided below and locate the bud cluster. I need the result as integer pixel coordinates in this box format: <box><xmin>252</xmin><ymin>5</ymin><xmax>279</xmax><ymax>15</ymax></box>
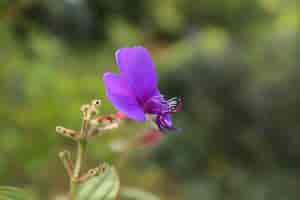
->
<box><xmin>56</xmin><ymin>99</ymin><xmax>121</xmax><ymax>140</ymax></box>
<box><xmin>56</xmin><ymin>99</ymin><xmax>123</xmax><ymax>185</ymax></box>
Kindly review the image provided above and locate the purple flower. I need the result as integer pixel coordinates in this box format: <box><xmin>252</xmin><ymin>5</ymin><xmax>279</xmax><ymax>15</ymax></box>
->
<box><xmin>103</xmin><ymin>46</ymin><xmax>181</xmax><ymax>132</ymax></box>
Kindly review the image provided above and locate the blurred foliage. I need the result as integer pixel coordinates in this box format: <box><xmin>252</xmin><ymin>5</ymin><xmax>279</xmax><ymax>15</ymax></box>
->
<box><xmin>120</xmin><ymin>187</ymin><xmax>160</xmax><ymax>200</ymax></box>
<box><xmin>0</xmin><ymin>0</ymin><xmax>299</xmax><ymax>199</ymax></box>
<box><xmin>0</xmin><ymin>186</ymin><xmax>37</xmax><ymax>200</ymax></box>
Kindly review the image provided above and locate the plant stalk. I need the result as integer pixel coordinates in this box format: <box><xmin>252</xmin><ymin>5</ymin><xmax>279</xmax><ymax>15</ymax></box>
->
<box><xmin>69</xmin><ymin>139</ymin><xmax>86</xmax><ymax>200</ymax></box>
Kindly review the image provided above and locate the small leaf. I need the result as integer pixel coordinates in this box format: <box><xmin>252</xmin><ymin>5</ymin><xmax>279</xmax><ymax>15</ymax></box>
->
<box><xmin>78</xmin><ymin>165</ymin><xmax>120</xmax><ymax>200</ymax></box>
<box><xmin>0</xmin><ymin>186</ymin><xmax>33</xmax><ymax>200</ymax></box>
<box><xmin>120</xmin><ymin>187</ymin><xmax>160</xmax><ymax>200</ymax></box>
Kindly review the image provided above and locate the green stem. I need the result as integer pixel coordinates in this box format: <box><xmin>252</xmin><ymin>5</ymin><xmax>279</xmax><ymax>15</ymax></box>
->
<box><xmin>69</xmin><ymin>140</ymin><xmax>86</xmax><ymax>200</ymax></box>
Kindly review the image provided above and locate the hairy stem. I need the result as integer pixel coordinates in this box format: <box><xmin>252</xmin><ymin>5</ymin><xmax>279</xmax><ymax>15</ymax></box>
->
<box><xmin>69</xmin><ymin>140</ymin><xmax>86</xmax><ymax>200</ymax></box>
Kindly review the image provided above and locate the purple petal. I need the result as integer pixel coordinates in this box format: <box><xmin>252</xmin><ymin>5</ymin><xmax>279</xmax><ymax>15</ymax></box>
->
<box><xmin>115</xmin><ymin>46</ymin><xmax>158</xmax><ymax>102</ymax></box>
<box><xmin>103</xmin><ymin>72</ymin><xmax>146</xmax><ymax>122</ymax></box>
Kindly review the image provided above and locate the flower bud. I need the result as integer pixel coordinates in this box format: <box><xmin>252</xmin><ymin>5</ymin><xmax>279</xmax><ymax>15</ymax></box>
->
<box><xmin>92</xmin><ymin>116</ymin><xmax>114</xmax><ymax>125</ymax></box>
<box><xmin>56</xmin><ymin>126</ymin><xmax>80</xmax><ymax>139</ymax></box>
<box><xmin>87</xmin><ymin>168</ymin><xmax>99</xmax><ymax>176</ymax></box>
<box><xmin>56</xmin><ymin>126</ymin><xmax>65</xmax><ymax>134</ymax></box>
<box><xmin>98</xmin><ymin>122</ymin><xmax>119</xmax><ymax>131</ymax></box>
<box><xmin>59</xmin><ymin>150</ymin><xmax>73</xmax><ymax>177</ymax></box>
<box><xmin>80</xmin><ymin>104</ymin><xmax>90</xmax><ymax>114</ymax></box>
<box><xmin>91</xmin><ymin>99</ymin><xmax>101</xmax><ymax>108</ymax></box>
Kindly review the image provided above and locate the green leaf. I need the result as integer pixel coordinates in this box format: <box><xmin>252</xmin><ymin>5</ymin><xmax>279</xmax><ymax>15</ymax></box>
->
<box><xmin>120</xmin><ymin>187</ymin><xmax>160</xmax><ymax>200</ymax></box>
<box><xmin>78</xmin><ymin>165</ymin><xmax>120</xmax><ymax>200</ymax></box>
<box><xmin>0</xmin><ymin>186</ymin><xmax>33</xmax><ymax>200</ymax></box>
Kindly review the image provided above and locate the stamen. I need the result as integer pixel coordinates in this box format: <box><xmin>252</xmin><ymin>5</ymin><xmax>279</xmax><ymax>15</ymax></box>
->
<box><xmin>166</xmin><ymin>97</ymin><xmax>182</xmax><ymax>114</ymax></box>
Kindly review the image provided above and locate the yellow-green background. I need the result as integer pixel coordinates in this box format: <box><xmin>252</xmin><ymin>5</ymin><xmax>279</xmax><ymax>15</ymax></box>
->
<box><xmin>0</xmin><ymin>0</ymin><xmax>299</xmax><ymax>199</ymax></box>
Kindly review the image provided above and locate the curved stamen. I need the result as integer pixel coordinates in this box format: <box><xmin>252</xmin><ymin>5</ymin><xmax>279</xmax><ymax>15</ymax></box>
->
<box><xmin>166</xmin><ymin>97</ymin><xmax>182</xmax><ymax>114</ymax></box>
<box><xmin>144</xmin><ymin>95</ymin><xmax>182</xmax><ymax>116</ymax></box>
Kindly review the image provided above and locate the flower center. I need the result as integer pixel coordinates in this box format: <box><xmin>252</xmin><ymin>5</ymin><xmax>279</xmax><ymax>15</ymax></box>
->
<box><xmin>143</xmin><ymin>95</ymin><xmax>182</xmax><ymax>115</ymax></box>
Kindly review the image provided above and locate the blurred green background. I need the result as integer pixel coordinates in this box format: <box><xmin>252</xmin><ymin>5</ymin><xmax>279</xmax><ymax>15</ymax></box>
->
<box><xmin>0</xmin><ymin>0</ymin><xmax>299</xmax><ymax>199</ymax></box>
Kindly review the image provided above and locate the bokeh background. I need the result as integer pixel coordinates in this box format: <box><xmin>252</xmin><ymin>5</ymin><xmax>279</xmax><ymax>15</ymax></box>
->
<box><xmin>0</xmin><ymin>0</ymin><xmax>299</xmax><ymax>199</ymax></box>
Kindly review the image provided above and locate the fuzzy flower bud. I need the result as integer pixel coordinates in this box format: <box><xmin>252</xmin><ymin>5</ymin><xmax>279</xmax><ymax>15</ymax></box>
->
<box><xmin>91</xmin><ymin>99</ymin><xmax>101</xmax><ymax>108</ymax></box>
<box><xmin>80</xmin><ymin>104</ymin><xmax>90</xmax><ymax>114</ymax></box>
<box><xmin>56</xmin><ymin>126</ymin><xmax>80</xmax><ymax>140</ymax></box>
